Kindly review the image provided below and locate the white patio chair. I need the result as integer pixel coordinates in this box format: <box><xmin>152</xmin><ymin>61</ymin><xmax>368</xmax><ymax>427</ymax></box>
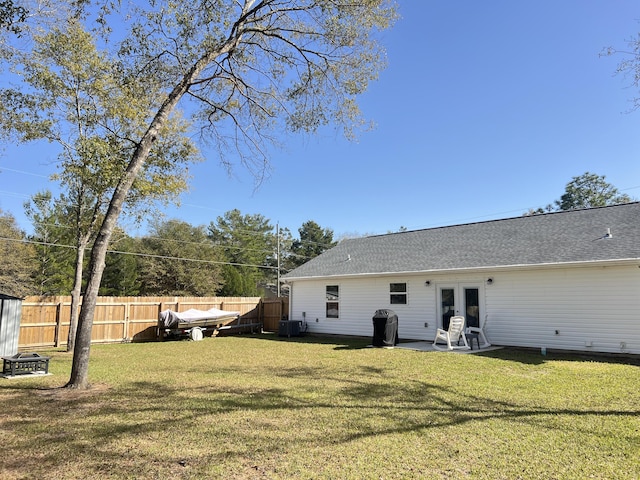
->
<box><xmin>433</xmin><ymin>316</ymin><xmax>470</xmax><ymax>351</ymax></box>
<box><xmin>466</xmin><ymin>326</ymin><xmax>491</xmax><ymax>348</ymax></box>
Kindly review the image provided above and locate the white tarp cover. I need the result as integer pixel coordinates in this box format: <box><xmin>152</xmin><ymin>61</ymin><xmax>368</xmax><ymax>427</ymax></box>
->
<box><xmin>159</xmin><ymin>308</ymin><xmax>240</xmax><ymax>329</ymax></box>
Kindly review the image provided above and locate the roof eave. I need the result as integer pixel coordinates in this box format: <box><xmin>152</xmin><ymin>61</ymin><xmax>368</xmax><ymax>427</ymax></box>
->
<box><xmin>280</xmin><ymin>258</ymin><xmax>640</xmax><ymax>282</ymax></box>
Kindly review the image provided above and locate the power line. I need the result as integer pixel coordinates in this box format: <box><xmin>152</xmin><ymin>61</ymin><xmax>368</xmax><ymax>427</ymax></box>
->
<box><xmin>108</xmin><ymin>249</ymin><xmax>279</xmax><ymax>270</ymax></box>
<box><xmin>0</xmin><ymin>190</ymin><xmax>31</xmax><ymax>200</ymax></box>
<box><xmin>8</xmin><ymin>167</ymin><xmax>639</xmax><ymax>240</ymax></box>
<box><xmin>11</xmin><ymin>191</ymin><xmax>329</xmax><ymax>254</ymax></box>
<box><xmin>0</xmin><ymin>236</ymin><xmax>279</xmax><ymax>270</ymax></box>
<box><xmin>25</xmin><ymin>222</ymin><xmax>314</xmax><ymax>260</ymax></box>
<box><xmin>0</xmin><ymin>167</ymin><xmax>49</xmax><ymax>178</ymax></box>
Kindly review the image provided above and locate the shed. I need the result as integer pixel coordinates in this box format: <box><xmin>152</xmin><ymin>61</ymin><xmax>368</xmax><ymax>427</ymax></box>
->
<box><xmin>0</xmin><ymin>294</ymin><xmax>22</xmax><ymax>356</ymax></box>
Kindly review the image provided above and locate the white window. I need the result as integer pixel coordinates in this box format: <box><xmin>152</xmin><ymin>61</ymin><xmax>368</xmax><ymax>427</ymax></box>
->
<box><xmin>390</xmin><ymin>283</ymin><xmax>407</xmax><ymax>304</ymax></box>
<box><xmin>326</xmin><ymin>285</ymin><xmax>339</xmax><ymax>318</ymax></box>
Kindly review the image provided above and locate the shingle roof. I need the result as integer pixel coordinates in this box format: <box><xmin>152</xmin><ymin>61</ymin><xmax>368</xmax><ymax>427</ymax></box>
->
<box><xmin>283</xmin><ymin>202</ymin><xmax>640</xmax><ymax>280</ymax></box>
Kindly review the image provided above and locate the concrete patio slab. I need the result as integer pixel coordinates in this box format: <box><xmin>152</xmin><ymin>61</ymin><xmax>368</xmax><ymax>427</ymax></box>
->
<box><xmin>392</xmin><ymin>341</ymin><xmax>502</xmax><ymax>353</ymax></box>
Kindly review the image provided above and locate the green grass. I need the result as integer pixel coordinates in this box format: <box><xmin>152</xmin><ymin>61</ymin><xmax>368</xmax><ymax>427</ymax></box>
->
<box><xmin>1</xmin><ymin>335</ymin><xmax>638</xmax><ymax>479</ymax></box>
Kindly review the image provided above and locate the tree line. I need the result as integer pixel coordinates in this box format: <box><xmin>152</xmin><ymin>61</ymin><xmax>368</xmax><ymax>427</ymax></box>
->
<box><xmin>0</xmin><ymin>201</ymin><xmax>336</xmax><ymax>299</ymax></box>
<box><xmin>2</xmin><ymin>170</ymin><xmax>632</xmax><ymax>300</ymax></box>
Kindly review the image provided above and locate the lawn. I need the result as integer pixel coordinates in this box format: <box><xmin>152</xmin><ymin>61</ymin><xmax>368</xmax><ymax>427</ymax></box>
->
<box><xmin>0</xmin><ymin>335</ymin><xmax>638</xmax><ymax>479</ymax></box>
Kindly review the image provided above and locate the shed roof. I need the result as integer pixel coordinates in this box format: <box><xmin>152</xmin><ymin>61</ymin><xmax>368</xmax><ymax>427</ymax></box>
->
<box><xmin>0</xmin><ymin>294</ymin><xmax>22</xmax><ymax>301</ymax></box>
<box><xmin>283</xmin><ymin>202</ymin><xmax>640</xmax><ymax>280</ymax></box>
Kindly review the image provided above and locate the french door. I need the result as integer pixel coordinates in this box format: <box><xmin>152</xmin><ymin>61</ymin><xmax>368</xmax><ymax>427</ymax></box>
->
<box><xmin>438</xmin><ymin>283</ymin><xmax>482</xmax><ymax>330</ymax></box>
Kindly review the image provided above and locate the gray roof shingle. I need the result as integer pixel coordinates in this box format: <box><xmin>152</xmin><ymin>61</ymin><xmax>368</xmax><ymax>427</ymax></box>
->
<box><xmin>283</xmin><ymin>202</ymin><xmax>640</xmax><ymax>279</ymax></box>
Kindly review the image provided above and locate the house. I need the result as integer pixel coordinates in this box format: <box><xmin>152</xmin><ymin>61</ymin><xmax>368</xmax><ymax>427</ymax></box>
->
<box><xmin>281</xmin><ymin>203</ymin><xmax>640</xmax><ymax>355</ymax></box>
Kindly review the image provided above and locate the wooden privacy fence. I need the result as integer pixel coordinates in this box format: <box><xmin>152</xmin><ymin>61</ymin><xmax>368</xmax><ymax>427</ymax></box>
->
<box><xmin>18</xmin><ymin>296</ymin><xmax>288</xmax><ymax>349</ymax></box>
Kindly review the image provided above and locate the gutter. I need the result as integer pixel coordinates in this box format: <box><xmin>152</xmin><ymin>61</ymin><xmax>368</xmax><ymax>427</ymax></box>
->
<box><xmin>281</xmin><ymin>258</ymin><xmax>640</xmax><ymax>282</ymax></box>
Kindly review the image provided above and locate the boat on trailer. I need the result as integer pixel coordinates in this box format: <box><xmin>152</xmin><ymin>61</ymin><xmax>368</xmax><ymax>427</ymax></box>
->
<box><xmin>158</xmin><ymin>308</ymin><xmax>241</xmax><ymax>341</ymax></box>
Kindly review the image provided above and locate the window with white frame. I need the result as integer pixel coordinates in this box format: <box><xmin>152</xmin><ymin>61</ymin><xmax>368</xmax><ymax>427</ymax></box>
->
<box><xmin>390</xmin><ymin>282</ymin><xmax>407</xmax><ymax>304</ymax></box>
<box><xmin>326</xmin><ymin>285</ymin><xmax>339</xmax><ymax>318</ymax></box>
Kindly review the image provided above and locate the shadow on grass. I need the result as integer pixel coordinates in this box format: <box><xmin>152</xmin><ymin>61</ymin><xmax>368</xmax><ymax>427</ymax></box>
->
<box><xmin>240</xmin><ymin>332</ymin><xmax>373</xmax><ymax>350</ymax></box>
<box><xmin>0</xmin><ymin>339</ymin><xmax>638</xmax><ymax>478</ymax></box>
<box><xmin>1</xmin><ymin>374</ymin><xmax>638</xmax><ymax>478</ymax></box>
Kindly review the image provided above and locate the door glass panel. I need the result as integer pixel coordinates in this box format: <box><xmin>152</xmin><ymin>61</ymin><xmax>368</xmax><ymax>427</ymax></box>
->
<box><xmin>464</xmin><ymin>288</ymin><xmax>480</xmax><ymax>328</ymax></box>
<box><xmin>441</xmin><ymin>288</ymin><xmax>455</xmax><ymax>330</ymax></box>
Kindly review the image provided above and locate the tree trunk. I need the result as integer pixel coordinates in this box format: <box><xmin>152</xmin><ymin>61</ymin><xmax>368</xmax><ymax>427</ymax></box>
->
<box><xmin>65</xmin><ymin>29</ymin><xmax>243</xmax><ymax>389</ymax></box>
<box><xmin>67</xmin><ymin>237</ymin><xmax>88</xmax><ymax>352</ymax></box>
<box><xmin>66</xmin><ymin>164</ymin><xmax>148</xmax><ymax>388</ymax></box>
<box><xmin>65</xmin><ymin>94</ymin><xmax>189</xmax><ymax>389</ymax></box>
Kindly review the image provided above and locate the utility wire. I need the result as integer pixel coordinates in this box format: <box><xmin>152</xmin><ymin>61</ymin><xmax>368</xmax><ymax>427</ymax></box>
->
<box><xmin>0</xmin><ymin>236</ymin><xmax>279</xmax><ymax>270</ymax></box>
<box><xmin>12</xmin><ymin>168</ymin><xmax>639</xmax><ymax>239</ymax></box>
<box><xmin>25</xmin><ymin>224</ymin><xmax>315</xmax><ymax>261</ymax></box>
<box><xmin>25</xmin><ymin>221</ymin><xmax>323</xmax><ymax>260</ymax></box>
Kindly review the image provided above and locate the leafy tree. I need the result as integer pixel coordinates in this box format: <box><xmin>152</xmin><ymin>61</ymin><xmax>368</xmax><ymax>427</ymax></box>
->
<box><xmin>208</xmin><ymin>210</ymin><xmax>277</xmax><ymax>296</ymax></box>
<box><xmin>603</xmin><ymin>34</ymin><xmax>640</xmax><ymax>113</ymax></box>
<box><xmin>555</xmin><ymin>172</ymin><xmax>633</xmax><ymax>211</ymax></box>
<box><xmin>524</xmin><ymin>205</ymin><xmax>554</xmax><ymax>216</ymax></box>
<box><xmin>4</xmin><ymin>18</ymin><xmax>199</xmax><ymax>354</ymax></box>
<box><xmin>525</xmin><ymin>172</ymin><xmax>634</xmax><ymax>215</ymax></box>
<box><xmin>27</xmin><ymin>186</ymin><xmax>104</xmax><ymax>349</ymax></box>
<box><xmin>24</xmin><ymin>191</ymin><xmax>77</xmax><ymax>296</ymax></box>
<box><xmin>0</xmin><ymin>209</ymin><xmax>37</xmax><ymax>297</ymax></box>
<box><xmin>138</xmin><ymin>219</ymin><xmax>223</xmax><ymax>296</ymax></box>
<box><xmin>0</xmin><ymin>0</ymin><xmax>397</xmax><ymax>388</ymax></box>
<box><xmin>0</xmin><ymin>0</ymin><xmax>27</xmax><ymax>35</ymax></box>
<box><xmin>288</xmin><ymin>220</ymin><xmax>336</xmax><ymax>269</ymax></box>
<box><xmin>100</xmin><ymin>231</ymin><xmax>142</xmax><ymax>296</ymax></box>
<box><xmin>218</xmin><ymin>264</ymin><xmax>246</xmax><ymax>297</ymax></box>
<box><xmin>273</xmin><ymin>226</ymin><xmax>293</xmax><ymax>295</ymax></box>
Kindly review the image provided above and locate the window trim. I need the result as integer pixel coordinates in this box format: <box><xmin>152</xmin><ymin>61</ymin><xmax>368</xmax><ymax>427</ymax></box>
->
<box><xmin>390</xmin><ymin>282</ymin><xmax>407</xmax><ymax>305</ymax></box>
<box><xmin>326</xmin><ymin>284</ymin><xmax>339</xmax><ymax>318</ymax></box>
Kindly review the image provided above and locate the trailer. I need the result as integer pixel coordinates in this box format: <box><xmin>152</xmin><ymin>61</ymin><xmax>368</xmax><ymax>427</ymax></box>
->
<box><xmin>158</xmin><ymin>308</ymin><xmax>241</xmax><ymax>341</ymax></box>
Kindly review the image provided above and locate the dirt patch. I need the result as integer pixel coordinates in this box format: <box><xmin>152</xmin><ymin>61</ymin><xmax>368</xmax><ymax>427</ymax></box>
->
<box><xmin>33</xmin><ymin>382</ymin><xmax>111</xmax><ymax>401</ymax></box>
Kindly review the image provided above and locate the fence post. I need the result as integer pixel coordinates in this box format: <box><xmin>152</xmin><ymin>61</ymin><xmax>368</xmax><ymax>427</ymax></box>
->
<box><xmin>54</xmin><ymin>301</ymin><xmax>62</xmax><ymax>348</ymax></box>
<box><xmin>157</xmin><ymin>302</ymin><xmax>163</xmax><ymax>341</ymax></box>
<box><xmin>124</xmin><ymin>302</ymin><xmax>130</xmax><ymax>341</ymax></box>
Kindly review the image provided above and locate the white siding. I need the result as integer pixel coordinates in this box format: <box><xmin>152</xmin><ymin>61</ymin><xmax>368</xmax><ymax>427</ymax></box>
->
<box><xmin>288</xmin><ymin>264</ymin><xmax>640</xmax><ymax>355</ymax></box>
<box><xmin>290</xmin><ymin>276</ymin><xmax>438</xmax><ymax>340</ymax></box>
<box><xmin>484</xmin><ymin>265</ymin><xmax>640</xmax><ymax>355</ymax></box>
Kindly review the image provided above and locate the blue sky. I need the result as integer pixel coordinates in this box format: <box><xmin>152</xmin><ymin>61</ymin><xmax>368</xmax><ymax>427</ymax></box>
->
<box><xmin>2</xmin><ymin>1</ymin><xmax>640</xmax><ymax>239</ymax></box>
